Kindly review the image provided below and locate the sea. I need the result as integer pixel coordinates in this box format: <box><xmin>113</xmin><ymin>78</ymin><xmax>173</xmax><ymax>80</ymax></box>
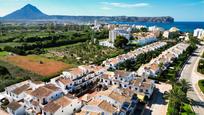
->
<box><xmin>109</xmin><ymin>22</ymin><xmax>204</xmax><ymax>32</ymax></box>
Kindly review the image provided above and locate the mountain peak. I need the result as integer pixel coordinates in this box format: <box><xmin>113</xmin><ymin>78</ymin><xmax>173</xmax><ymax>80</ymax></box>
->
<box><xmin>23</xmin><ymin>4</ymin><xmax>36</xmax><ymax>8</ymax></box>
<box><xmin>3</xmin><ymin>4</ymin><xmax>48</xmax><ymax>20</ymax></box>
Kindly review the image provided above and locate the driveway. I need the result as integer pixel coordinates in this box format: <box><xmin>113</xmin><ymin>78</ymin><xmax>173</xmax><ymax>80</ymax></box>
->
<box><xmin>144</xmin><ymin>82</ymin><xmax>172</xmax><ymax>115</ymax></box>
<box><xmin>0</xmin><ymin>109</ymin><xmax>8</xmax><ymax>115</ymax></box>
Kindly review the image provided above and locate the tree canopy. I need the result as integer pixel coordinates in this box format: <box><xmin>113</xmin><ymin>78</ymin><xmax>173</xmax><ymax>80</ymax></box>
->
<box><xmin>114</xmin><ymin>35</ymin><xmax>128</xmax><ymax>48</ymax></box>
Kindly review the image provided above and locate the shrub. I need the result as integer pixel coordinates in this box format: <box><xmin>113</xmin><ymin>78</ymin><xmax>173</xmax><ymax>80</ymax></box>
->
<box><xmin>197</xmin><ymin>60</ymin><xmax>204</xmax><ymax>74</ymax></box>
<box><xmin>198</xmin><ymin>80</ymin><xmax>204</xmax><ymax>93</ymax></box>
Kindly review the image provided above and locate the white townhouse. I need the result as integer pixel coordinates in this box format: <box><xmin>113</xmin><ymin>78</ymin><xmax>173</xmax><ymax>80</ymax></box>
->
<box><xmin>100</xmin><ymin>70</ymin><xmax>135</xmax><ymax>88</ymax></box>
<box><xmin>92</xmin><ymin>88</ymin><xmax>138</xmax><ymax>114</ymax></box>
<box><xmin>4</xmin><ymin>80</ymin><xmax>45</xmax><ymax>102</ymax></box>
<box><xmin>5</xmin><ymin>80</ymin><xmax>30</xmax><ymax>102</ymax></box>
<box><xmin>129</xmin><ymin>77</ymin><xmax>155</xmax><ymax>99</ymax></box>
<box><xmin>94</xmin><ymin>90</ymin><xmax>131</xmax><ymax>108</ymax></box>
<box><xmin>79</xmin><ymin>88</ymin><xmax>137</xmax><ymax>115</ymax></box>
<box><xmin>7</xmin><ymin>101</ymin><xmax>25</xmax><ymax>115</ymax></box>
<box><xmin>25</xmin><ymin>84</ymin><xmax>64</xmax><ymax>114</ymax></box>
<box><xmin>51</xmin><ymin>76</ymin><xmax>73</xmax><ymax>94</ymax></box>
<box><xmin>42</xmin><ymin>94</ymin><xmax>82</xmax><ymax>115</ymax></box>
<box><xmin>51</xmin><ymin>65</ymin><xmax>108</xmax><ymax>94</ymax></box>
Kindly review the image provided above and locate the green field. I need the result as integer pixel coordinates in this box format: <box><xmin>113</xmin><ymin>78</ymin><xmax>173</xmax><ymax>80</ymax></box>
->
<box><xmin>0</xmin><ymin>42</ymin><xmax>22</xmax><ymax>49</ymax></box>
<box><xmin>0</xmin><ymin>51</ymin><xmax>9</xmax><ymax>57</ymax></box>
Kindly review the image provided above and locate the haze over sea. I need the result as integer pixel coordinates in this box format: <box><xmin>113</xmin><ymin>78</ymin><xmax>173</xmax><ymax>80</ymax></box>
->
<box><xmin>110</xmin><ymin>22</ymin><xmax>204</xmax><ymax>32</ymax></box>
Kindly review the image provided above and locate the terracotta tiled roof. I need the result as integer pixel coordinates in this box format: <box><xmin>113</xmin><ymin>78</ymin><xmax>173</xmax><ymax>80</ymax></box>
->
<box><xmin>57</xmin><ymin>77</ymin><xmax>72</xmax><ymax>85</ymax></box>
<box><xmin>75</xmin><ymin>111</ymin><xmax>101</xmax><ymax>115</ymax></box>
<box><xmin>114</xmin><ymin>70</ymin><xmax>131</xmax><ymax>78</ymax></box>
<box><xmin>7</xmin><ymin>102</ymin><xmax>21</xmax><ymax>111</ymax></box>
<box><xmin>43</xmin><ymin>84</ymin><xmax>60</xmax><ymax>91</ymax></box>
<box><xmin>12</xmin><ymin>84</ymin><xmax>30</xmax><ymax>95</ymax></box>
<box><xmin>98</xmin><ymin>100</ymin><xmax>117</xmax><ymax>113</ymax></box>
<box><xmin>43</xmin><ymin>96</ymin><xmax>72</xmax><ymax>113</ymax></box>
<box><xmin>97</xmin><ymin>90</ymin><xmax>130</xmax><ymax>104</ymax></box>
<box><xmin>150</xmin><ymin>63</ymin><xmax>159</xmax><ymax>71</ymax></box>
<box><xmin>69</xmin><ymin>68</ymin><xmax>84</xmax><ymax>76</ymax></box>
<box><xmin>87</xmin><ymin>99</ymin><xmax>117</xmax><ymax>113</ymax></box>
<box><xmin>31</xmin><ymin>84</ymin><xmax>59</xmax><ymax>99</ymax></box>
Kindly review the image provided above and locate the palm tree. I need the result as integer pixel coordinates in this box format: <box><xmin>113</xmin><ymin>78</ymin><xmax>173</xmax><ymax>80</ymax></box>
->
<box><xmin>177</xmin><ymin>79</ymin><xmax>192</xmax><ymax>94</ymax></box>
<box><xmin>164</xmin><ymin>86</ymin><xmax>188</xmax><ymax>104</ymax></box>
<box><xmin>164</xmin><ymin>84</ymin><xmax>191</xmax><ymax>114</ymax></box>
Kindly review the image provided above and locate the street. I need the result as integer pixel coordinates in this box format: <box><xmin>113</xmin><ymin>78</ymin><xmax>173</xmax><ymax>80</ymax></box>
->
<box><xmin>180</xmin><ymin>45</ymin><xmax>204</xmax><ymax>115</ymax></box>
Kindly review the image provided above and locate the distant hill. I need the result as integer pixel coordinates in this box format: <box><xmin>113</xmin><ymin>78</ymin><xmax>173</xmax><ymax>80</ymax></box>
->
<box><xmin>4</xmin><ymin>4</ymin><xmax>48</xmax><ymax>19</ymax></box>
<box><xmin>2</xmin><ymin>4</ymin><xmax>174</xmax><ymax>23</ymax></box>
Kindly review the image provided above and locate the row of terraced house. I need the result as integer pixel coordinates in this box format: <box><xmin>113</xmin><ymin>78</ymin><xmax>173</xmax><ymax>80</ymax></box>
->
<box><xmin>102</xmin><ymin>41</ymin><xmax>167</xmax><ymax>69</ymax></box>
<box><xmin>137</xmin><ymin>42</ymin><xmax>190</xmax><ymax>77</ymax></box>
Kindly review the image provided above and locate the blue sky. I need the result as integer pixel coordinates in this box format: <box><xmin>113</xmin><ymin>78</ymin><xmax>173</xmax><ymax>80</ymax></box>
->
<box><xmin>0</xmin><ymin>0</ymin><xmax>203</xmax><ymax>21</ymax></box>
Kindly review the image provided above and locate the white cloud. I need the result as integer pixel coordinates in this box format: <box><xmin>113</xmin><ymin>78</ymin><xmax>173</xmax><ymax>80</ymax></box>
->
<box><xmin>101</xmin><ymin>2</ymin><xmax>150</xmax><ymax>8</ymax></box>
<box><xmin>101</xmin><ymin>7</ymin><xmax>111</xmax><ymax>10</ymax></box>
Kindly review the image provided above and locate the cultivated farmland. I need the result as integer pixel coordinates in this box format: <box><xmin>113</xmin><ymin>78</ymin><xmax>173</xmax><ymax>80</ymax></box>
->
<box><xmin>4</xmin><ymin>55</ymin><xmax>72</xmax><ymax>77</ymax></box>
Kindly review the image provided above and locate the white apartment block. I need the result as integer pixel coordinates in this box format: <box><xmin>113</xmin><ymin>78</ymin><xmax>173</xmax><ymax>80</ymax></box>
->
<box><xmin>109</xmin><ymin>28</ymin><xmax>130</xmax><ymax>43</ymax></box>
<box><xmin>194</xmin><ymin>28</ymin><xmax>204</xmax><ymax>39</ymax></box>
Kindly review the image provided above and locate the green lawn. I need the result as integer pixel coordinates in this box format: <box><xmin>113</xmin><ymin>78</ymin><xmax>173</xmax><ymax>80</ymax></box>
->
<box><xmin>0</xmin><ymin>51</ymin><xmax>9</xmax><ymax>57</ymax></box>
<box><xmin>198</xmin><ymin>80</ymin><xmax>204</xmax><ymax>94</ymax></box>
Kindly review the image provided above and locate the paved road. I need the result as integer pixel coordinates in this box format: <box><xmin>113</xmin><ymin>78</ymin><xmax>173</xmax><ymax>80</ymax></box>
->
<box><xmin>144</xmin><ymin>83</ymin><xmax>172</xmax><ymax>115</ymax></box>
<box><xmin>180</xmin><ymin>45</ymin><xmax>204</xmax><ymax>115</ymax></box>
